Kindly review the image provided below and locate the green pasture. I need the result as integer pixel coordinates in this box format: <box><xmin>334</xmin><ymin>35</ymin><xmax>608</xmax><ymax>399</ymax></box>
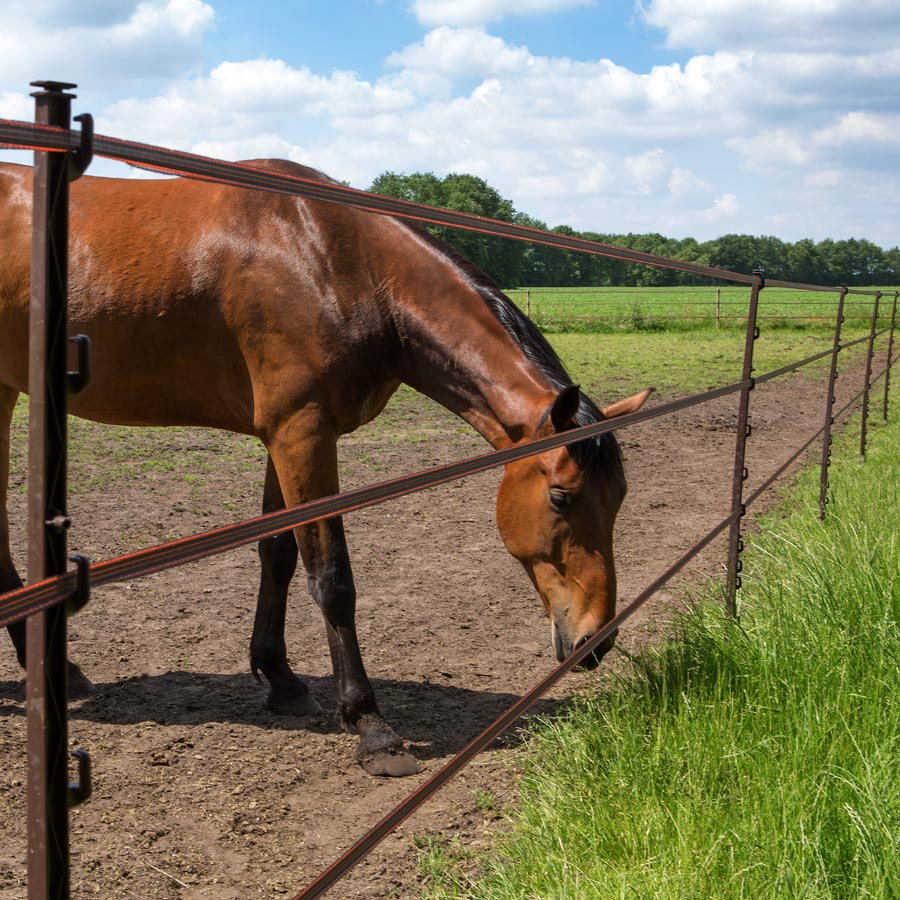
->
<box><xmin>419</xmin><ymin>379</ymin><xmax>900</xmax><ymax>899</ymax></box>
<box><xmin>8</xmin><ymin>318</ymin><xmax>885</xmax><ymax>484</ymax></box>
<box><xmin>506</xmin><ymin>285</ymin><xmax>898</xmax><ymax>335</ymax></box>
<box><xmin>549</xmin><ymin>327</ymin><xmax>872</xmax><ymax>399</ymax></box>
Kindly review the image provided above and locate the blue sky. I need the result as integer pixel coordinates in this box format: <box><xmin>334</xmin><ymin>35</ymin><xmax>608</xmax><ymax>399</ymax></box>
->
<box><xmin>1</xmin><ymin>1</ymin><xmax>898</xmax><ymax>246</ymax></box>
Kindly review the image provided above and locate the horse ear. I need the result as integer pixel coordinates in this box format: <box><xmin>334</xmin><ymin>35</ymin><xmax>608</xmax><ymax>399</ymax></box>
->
<box><xmin>600</xmin><ymin>387</ymin><xmax>654</xmax><ymax>419</ymax></box>
<box><xmin>550</xmin><ymin>384</ymin><xmax>581</xmax><ymax>432</ymax></box>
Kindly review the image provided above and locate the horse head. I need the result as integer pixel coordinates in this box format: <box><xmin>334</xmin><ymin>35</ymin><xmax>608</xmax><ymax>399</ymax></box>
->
<box><xmin>496</xmin><ymin>385</ymin><xmax>652</xmax><ymax>669</ymax></box>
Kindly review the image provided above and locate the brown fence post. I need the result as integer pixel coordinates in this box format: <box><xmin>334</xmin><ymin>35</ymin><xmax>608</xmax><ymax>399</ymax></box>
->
<box><xmin>882</xmin><ymin>291</ymin><xmax>898</xmax><ymax>425</ymax></box>
<box><xmin>859</xmin><ymin>291</ymin><xmax>881</xmax><ymax>461</ymax></box>
<box><xmin>716</xmin><ymin>287</ymin><xmax>721</xmax><ymax>327</ymax></box>
<box><xmin>818</xmin><ymin>285</ymin><xmax>847</xmax><ymax>520</ymax></box>
<box><xmin>724</xmin><ymin>270</ymin><xmax>763</xmax><ymax>616</ymax></box>
<box><xmin>26</xmin><ymin>80</ymin><xmax>92</xmax><ymax>900</ymax></box>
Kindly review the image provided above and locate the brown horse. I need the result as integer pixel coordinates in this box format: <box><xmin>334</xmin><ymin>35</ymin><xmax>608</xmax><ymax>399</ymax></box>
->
<box><xmin>0</xmin><ymin>159</ymin><xmax>650</xmax><ymax>775</ymax></box>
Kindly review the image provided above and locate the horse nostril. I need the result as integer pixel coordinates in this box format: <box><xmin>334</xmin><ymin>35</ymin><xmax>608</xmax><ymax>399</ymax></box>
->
<box><xmin>571</xmin><ymin>629</ymin><xmax>618</xmax><ymax>671</ymax></box>
<box><xmin>574</xmin><ymin>629</ymin><xmax>616</xmax><ymax>654</ymax></box>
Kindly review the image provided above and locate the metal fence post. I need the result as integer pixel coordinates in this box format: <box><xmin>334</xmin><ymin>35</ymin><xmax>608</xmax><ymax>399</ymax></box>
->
<box><xmin>818</xmin><ymin>285</ymin><xmax>847</xmax><ymax>521</ymax></box>
<box><xmin>882</xmin><ymin>291</ymin><xmax>898</xmax><ymax>425</ymax></box>
<box><xmin>724</xmin><ymin>270</ymin><xmax>763</xmax><ymax>617</ymax></box>
<box><xmin>859</xmin><ymin>291</ymin><xmax>881</xmax><ymax>461</ymax></box>
<box><xmin>26</xmin><ymin>80</ymin><xmax>90</xmax><ymax>900</ymax></box>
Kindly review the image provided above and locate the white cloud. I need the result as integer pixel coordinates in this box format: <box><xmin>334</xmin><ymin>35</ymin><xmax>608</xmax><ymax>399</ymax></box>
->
<box><xmin>730</xmin><ymin>110</ymin><xmax>900</xmax><ymax>176</ymax></box>
<box><xmin>702</xmin><ymin>193</ymin><xmax>740</xmax><ymax>221</ymax></box>
<box><xmin>804</xmin><ymin>168</ymin><xmax>843</xmax><ymax>188</ymax></box>
<box><xmin>625</xmin><ymin>149</ymin><xmax>669</xmax><ymax>195</ymax></box>
<box><xmin>668</xmin><ymin>167</ymin><xmax>712</xmax><ymax>198</ymax></box>
<box><xmin>577</xmin><ymin>160</ymin><xmax>613</xmax><ymax>193</ymax></box>
<box><xmin>727</xmin><ymin>129</ymin><xmax>813</xmax><ymax>172</ymax></box>
<box><xmin>642</xmin><ymin>0</ymin><xmax>900</xmax><ymax>52</ymax></box>
<box><xmin>99</xmin><ymin>58</ymin><xmax>414</xmax><ymax>149</ymax></box>
<box><xmin>0</xmin><ymin>0</ymin><xmax>213</xmax><ymax>92</ymax></box>
<box><xmin>411</xmin><ymin>0</ymin><xmax>593</xmax><ymax>28</ymax></box>
<box><xmin>3</xmin><ymin>6</ymin><xmax>899</xmax><ymax>246</ymax></box>
<box><xmin>55</xmin><ymin>17</ymin><xmax>896</xmax><ymax>245</ymax></box>
<box><xmin>0</xmin><ymin>90</ymin><xmax>31</xmax><ymax>120</ymax></box>
<box><xmin>388</xmin><ymin>26</ymin><xmax>533</xmax><ymax>78</ymax></box>
<box><xmin>815</xmin><ymin>111</ymin><xmax>900</xmax><ymax>147</ymax></box>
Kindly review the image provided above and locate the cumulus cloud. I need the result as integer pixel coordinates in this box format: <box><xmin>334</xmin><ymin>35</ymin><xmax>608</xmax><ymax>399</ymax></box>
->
<box><xmin>815</xmin><ymin>111</ymin><xmax>900</xmax><ymax>147</ymax></box>
<box><xmin>641</xmin><ymin>0</ymin><xmax>900</xmax><ymax>52</ymax></box>
<box><xmin>625</xmin><ymin>149</ymin><xmax>669</xmax><ymax>195</ymax></box>
<box><xmin>0</xmin><ymin>0</ymin><xmax>213</xmax><ymax>92</ymax></box>
<box><xmin>52</xmin><ymin>16</ymin><xmax>894</xmax><ymax>244</ymax></box>
<box><xmin>99</xmin><ymin>57</ymin><xmax>415</xmax><ymax>150</ymax></box>
<box><xmin>411</xmin><ymin>0</ymin><xmax>593</xmax><ymax>28</ymax></box>
<box><xmin>668</xmin><ymin>167</ymin><xmax>712</xmax><ymax>198</ymax></box>
<box><xmin>388</xmin><ymin>26</ymin><xmax>533</xmax><ymax>78</ymax></box>
<box><xmin>3</xmin><ymin>3</ymin><xmax>898</xmax><ymax>244</ymax></box>
<box><xmin>703</xmin><ymin>192</ymin><xmax>740</xmax><ymax>221</ymax></box>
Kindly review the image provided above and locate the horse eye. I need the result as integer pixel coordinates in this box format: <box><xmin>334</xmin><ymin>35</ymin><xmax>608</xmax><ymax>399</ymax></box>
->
<box><xmin>549</xmin><ymin>489</ymin><xmax>571</xmax><ymax>512</ymax></box>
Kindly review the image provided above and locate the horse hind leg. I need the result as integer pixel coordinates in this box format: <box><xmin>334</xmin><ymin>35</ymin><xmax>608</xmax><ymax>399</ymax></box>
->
<box><xmin>1</xmin><ymin>385</ymin><xmax>26</xmax><ymax>665</ymax></box>
<box><xmin>1</xmin><ymin>384</ymin><xmax>93</xmax><ymax>696</ymax></box>
<box><xmin>251</xmin><ymin>455</ymin><xmax>322</xmax><ymax>717</ymax></box>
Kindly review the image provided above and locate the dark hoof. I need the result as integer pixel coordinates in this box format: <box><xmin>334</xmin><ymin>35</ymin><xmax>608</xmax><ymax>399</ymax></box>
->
<box><xmin>265</xmin><ymin>690</ymin><xmax>322</xmax><ymax>717</ymax></box>
<box><xmin>360</xmin><ymin>748</ymin><xmax>420</xmax><ymax>777</ymax></box>
<box><xmin>68</xmin><ymin>663</ymin><xmax>96</xmax><ymax>698</ymax></box>
<box><xmin>355</xmin><ymin>713</ymin><xmax>420</xmax><ymax>776</ymax></box>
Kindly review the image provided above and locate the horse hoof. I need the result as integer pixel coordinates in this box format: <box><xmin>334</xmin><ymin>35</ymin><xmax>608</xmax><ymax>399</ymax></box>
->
<box><xmin>265</xmin><ymin>691</ymin><xmax>322</xmax><ymax>718</ymax></box>
<box><xmin>360</xmin><ymin>748</ymin><xmax>420</xmax><ymax>777</ymax></box>
<box><xmin>68</xmin><ymin>664</ymin><xmax>96</xmax><ymax>698</ymax></box>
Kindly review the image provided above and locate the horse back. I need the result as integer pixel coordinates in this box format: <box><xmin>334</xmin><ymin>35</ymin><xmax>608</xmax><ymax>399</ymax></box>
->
<box><xmin>0</xmin><ymin>160</ymin><xmax>401</xmax><ymax>437</ymax></box>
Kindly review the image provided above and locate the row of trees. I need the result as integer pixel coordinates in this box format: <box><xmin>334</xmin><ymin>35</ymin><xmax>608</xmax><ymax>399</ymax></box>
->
<box><xmin>369</xmin><ymin>171</ymin><xmax>900</xmax><ymax>288</ymax></box>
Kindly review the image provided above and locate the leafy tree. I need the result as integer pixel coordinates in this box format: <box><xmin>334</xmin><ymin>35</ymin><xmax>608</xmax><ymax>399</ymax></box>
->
<box><xmin>368</xmin><ymin>170</ymin><xmax>525</xmax><ymax>286</ymax></box>
<box><xmin>368</xmin><ymin>170</ymin><xmax>899</xmax><ymax>289</ymax></box>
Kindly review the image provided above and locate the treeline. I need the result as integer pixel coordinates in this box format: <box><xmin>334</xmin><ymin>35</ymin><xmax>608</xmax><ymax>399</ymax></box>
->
<box><xmin>369</xmin><ymin>171</ymin><xmax>900</xmax><ymax>288</ymax></box>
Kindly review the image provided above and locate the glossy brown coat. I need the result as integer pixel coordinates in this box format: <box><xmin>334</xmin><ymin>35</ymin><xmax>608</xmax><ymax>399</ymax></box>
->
<box><xmin>0</xmin><ymin>160</ymin><xmax>649</xmax><ymax>775</ymax></box>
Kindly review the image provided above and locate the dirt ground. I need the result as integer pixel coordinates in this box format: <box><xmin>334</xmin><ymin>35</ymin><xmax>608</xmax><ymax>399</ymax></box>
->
<box><xmin>0</xmin><ymin>350</ymin><xmax>884</xmax><ymax>900</ymax></box>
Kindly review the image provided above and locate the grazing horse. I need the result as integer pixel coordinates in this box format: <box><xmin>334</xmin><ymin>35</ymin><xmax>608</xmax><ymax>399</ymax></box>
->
<box><xmin>0</xmin><ymin>160</ymin><xmax>650</xmax><ymax>775</ymax></box>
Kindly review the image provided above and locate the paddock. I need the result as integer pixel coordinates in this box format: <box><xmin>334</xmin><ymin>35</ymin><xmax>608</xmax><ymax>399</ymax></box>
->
<box><xmin>0</xmin><ymin>88</ymin><xmax>896</xmax><ymax>900</ymax></box>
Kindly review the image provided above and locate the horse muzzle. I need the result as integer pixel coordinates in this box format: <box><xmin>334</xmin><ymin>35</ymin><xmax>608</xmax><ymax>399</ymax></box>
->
<box><xmin>552</xmin><ymin>622</ymin><xmax>619</xmax><ymax>671</ymax></box>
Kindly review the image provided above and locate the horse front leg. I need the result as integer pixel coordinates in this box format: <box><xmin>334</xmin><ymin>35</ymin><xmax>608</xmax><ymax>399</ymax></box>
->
<box><xmin>266</xmin><ymin>416</ymin><xmax>419</xmax><ymax>776</ymax></box>
<box><xmin>1</xmin><ymin>384</ymin><xmax>94</xmax><ymax>696</ymax></box>
<box><xmin>302</xmin><ymin>514</ymin><xmax>419</xmax><ymax>776</ymax></box>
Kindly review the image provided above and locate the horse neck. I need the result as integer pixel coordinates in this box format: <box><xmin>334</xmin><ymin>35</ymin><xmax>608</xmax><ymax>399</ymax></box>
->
<box><xmin>388</xmin><ymin>256</ymin><xmax>558</xmax><ymax>449</ymax></box>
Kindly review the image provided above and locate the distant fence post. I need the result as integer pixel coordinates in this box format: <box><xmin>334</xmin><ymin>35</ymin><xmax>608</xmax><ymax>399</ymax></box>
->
<box><xmin>724</xmin><ymin>270</ymin><xmax>763</xmax><ymax>616</ymax></box>
<box><xmin>818</xmin><ymin>285</ymin><xmax>847</xmax><ymax>521</ymax></box>
<box><xmin>716</xmin><ymin>288</ymin><xmax>721</xmax><ymax>327</ymax></box>
<box><xmin>859</xmin><ymin>291</ymin><xmax>881</xmax><ymax>461</ymax></box>
<box><xmin>882</xmin><ymin>291</ymin><xmax>898</xmax><ymax>425</ymax></box>
<box><xmin>526</xmin><ymin>289</ymin><xmax>531</xmax><ymax>318</ymax></box>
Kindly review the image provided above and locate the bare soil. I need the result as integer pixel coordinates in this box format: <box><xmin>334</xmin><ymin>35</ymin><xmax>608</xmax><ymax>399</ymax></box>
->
<box><xmin>0</xmin><ymin>353</ymin><xmax>882</xmax><ymax>899</ymax></box>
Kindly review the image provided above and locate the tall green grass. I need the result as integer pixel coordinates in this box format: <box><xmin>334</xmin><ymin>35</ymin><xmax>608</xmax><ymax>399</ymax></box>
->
<box><xmin>422</xmin><ymin>383</ymin><xmax>900</xmax><ymax>899</ymax></box>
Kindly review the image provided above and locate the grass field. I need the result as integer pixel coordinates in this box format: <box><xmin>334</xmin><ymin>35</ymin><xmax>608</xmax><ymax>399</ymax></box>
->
<box><xmin>506</xmin><ymin>286</ymin><xmax>897</xmax><ymax>334</ymax></box>
<box><xmin>10</xmin><ymin>319</ymin><xmax>883</xmax><ymax>488</ymax></box>
<box><xmin>419</xmin><ymin>378</ymin><xmax>900</xmax><ymax>899</ymax></box>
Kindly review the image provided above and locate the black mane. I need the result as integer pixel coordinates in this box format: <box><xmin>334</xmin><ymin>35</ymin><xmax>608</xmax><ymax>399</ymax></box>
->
<box><xmin>410</xmin><ymin>227</ymin><xmax>624</xmax><ymax>478</ymax></box>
